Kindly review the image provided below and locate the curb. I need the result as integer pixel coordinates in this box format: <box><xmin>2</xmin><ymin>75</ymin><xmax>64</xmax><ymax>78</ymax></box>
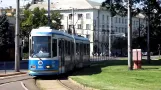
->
<box><xmin>68</xmin><ymin>77</ymin><xmax>98</xmax><ymax>90</ymax></box>
<box><xmin>0</xmin><ymin>72</ymin><xmax>27</xmax><ymax>77</ymax></box>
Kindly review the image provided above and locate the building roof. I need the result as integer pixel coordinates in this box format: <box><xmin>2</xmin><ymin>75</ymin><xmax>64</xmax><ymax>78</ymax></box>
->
<box><xmin>29</xmin><ymin>0</ymin><xmax>101</xmax><ymax>10</ymax></box>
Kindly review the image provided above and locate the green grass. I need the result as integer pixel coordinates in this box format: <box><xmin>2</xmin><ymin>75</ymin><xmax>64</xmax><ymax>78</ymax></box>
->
<box><xmin>70</xmin><ymin>60</ymin><xmax>161</xmax><ymax>90</ymax></box>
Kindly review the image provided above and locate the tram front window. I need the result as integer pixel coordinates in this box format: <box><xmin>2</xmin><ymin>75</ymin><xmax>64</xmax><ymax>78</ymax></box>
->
<box><xmin>30</xmin><ymin>36</ymin><xmax>51</xmax><ymax>58</ymax></box>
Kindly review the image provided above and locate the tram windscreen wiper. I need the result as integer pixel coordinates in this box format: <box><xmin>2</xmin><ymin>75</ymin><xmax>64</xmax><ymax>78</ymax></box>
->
<box><xmin>31</xmin><ymin>50</ymin><xmax>42</xmax><ymax>61</ymax></box>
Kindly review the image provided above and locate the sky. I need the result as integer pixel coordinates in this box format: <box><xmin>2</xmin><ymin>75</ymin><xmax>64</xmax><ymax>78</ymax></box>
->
<box><xmin>0</xmin><ymin>0</ymin><xmax>105</xmax><ymax>8</ymax></box>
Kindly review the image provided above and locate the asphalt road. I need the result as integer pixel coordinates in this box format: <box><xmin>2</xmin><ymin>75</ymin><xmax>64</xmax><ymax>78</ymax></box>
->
<box><xmin>0</xmin><ymin>74</ymin><xmax>39</xmax><ymax>90</ymax></box>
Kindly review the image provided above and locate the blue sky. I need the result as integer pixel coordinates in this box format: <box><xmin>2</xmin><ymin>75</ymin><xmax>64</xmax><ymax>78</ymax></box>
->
<box><xmin>0</xmin><ymin>0</ymin><xmax>105</xmax><ymax>8</ymax></box>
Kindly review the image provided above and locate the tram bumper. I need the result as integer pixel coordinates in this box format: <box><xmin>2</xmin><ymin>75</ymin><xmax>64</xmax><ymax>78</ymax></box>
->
<box><xmin>29</xmin><ymin>70</ymin><xmax>59</xmax><ymax>76</ymax></box>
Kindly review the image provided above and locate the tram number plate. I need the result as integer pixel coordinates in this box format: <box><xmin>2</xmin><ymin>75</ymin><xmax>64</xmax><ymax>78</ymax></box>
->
<box><xmin>38</xmin><ymin>66</ymin><xmax>43</xmax><ymax>68</ymax></box>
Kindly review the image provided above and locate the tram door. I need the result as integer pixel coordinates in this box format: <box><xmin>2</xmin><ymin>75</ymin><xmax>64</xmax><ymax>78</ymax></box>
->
<box><xmin>59</xmin><ymin>39</ymin><xmax>65</xmax><ymax>73</ymax></box>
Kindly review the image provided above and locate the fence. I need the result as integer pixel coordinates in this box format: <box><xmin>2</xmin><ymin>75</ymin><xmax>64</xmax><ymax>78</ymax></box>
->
<box><xmin>0</xmin><ymin>61</ymin><xmax>28</xmax><ymax>75</ymax></box>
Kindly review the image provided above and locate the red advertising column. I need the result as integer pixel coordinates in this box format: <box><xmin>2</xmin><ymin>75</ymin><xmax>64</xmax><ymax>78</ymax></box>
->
<box><xmin>137</xmin><ymin>49</ymin><xmax>142</xmax><ymax>69</ymax></box>
<box><xmin>133</xmin><ymin>49</ymin><xmax>138</xmax><ymax>69</ymax></box>
<box><xmin>133</xmin><ymin>49</ymin><xmax>142</xmax><ymax>69</ymax></box>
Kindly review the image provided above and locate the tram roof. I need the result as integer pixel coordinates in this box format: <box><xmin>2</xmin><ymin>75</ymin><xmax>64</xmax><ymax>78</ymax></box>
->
<box><xmin>30</xmin><ymin>27</ymin><xmax>89</xmax><ymax>41</ymax></box>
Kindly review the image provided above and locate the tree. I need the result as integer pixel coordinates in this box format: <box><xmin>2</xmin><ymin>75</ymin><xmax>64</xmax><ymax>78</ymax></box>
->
<box><xmin>20</xmin><ymin>7</ymin><xmax>62</xmax><ymax>38</ymax></box>
<box><xmin>0</xmin><ymin>15</ymin><xmax>13</xmax><ymax>47</ymax></box>
<box><xmin>50</xmin><ymin>11</ymin><xmax>62</xmax><ymax>29</ymax></box>
<box><xmin>112</xmin><ymin>37</ymin><xmax>127</xmax><ymax>56</ymax></box>
<box><xmin>0</xmin><ymin>15</ymin><xmax>14</xmax><ymax>60</ymax></box>
<box><xmin>101</xmin><ymin>0</ymin><xmax>142</xmax><ymax>17</ymax></box>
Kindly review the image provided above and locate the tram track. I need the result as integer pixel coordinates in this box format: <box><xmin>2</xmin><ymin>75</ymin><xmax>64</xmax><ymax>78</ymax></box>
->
<box><xmin>56</xmin><ymin>79</ymin><xmax>72</xmax><ymax>90</ymax></box>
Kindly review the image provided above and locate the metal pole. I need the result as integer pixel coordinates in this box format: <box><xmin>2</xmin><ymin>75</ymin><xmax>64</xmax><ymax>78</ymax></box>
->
<box><xmin>48</xmin><ymin>0</ymin><xmax>50</xmax><ymax>26</ymax></box>
<box><xmin>128</xmin><ymin>0</ymin><xmax>133</xmax><ymax>70</ymax></box>
<box><xmin>109</xmin><ymin>0</ymin><xmax>112</xmax><ymax>58</ymax></box>
<box><xmin>72</xmin><ymin>8</ymin><xmax>74</xmax><ymax>34</ymax></box>
<box><xmin>138</xmin><ymin>18</ymin><xmax>140</xmax><ymax>48</ymax></box>
<box><xmin>15</xmin><ymin>0</ymin><xmax>20</xmax><ymax>72</ymax></box>
<box><xmin>147</xmin><ymin>1</ymin><xmax>151</xmax><ymax>64</ymax></box>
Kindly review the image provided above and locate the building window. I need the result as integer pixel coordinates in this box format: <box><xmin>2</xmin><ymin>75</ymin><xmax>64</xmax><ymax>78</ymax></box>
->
<box><xmin>60</xmin><ymin>25</ymin><xmax>64</xmax><ymax>29</ymax></box>
<box><xmin>122</xmin><ymin>27</ymin><xmax>124</xmax><ymax>32</ymax></box>
<box><xmin>102</xmin><ymin>25</ymin><xmax>104</xmax><ymax>29</ymax></box>
<box><xmin>115</xmin><ymin>17</ymin><xmax>117</xmax><ymax>23</ymax></box>
<box><xmin>122</xmin><ymin>18</ymin><xmax>124</xmax><ymax>24</ymax></box>
<box><xmin>69</xmin><ymin>25</ymin><xmax>73</xmax><ymax>29</ymax></box>
<box><xmin>107</xmin><ymin>16</ymin><xmax>109</xmax><ymax>22</ymax></box>
<box><xmin>107</xmin><ymin>25</ymin><xmax>109</xmax><ymax>29</ymax></box>
<box><xmin>116</xmin><ymin>27</ymin><xmax>117</xmax><ymax>32</ymax></box>
<box><xmin>78</xmin><ymin>24</ymin><xmax>82</xmax><ymax>29</ymax></box>
<box><xmin>86</xmin><ymin>13</ymin><xmax>91</xmax><ymax>19</ymax></box>
<box><xmin>69</xmin><ymin>14</ymin><xmax>72</xmax><ymax>20</ymax></box>
<box><xmin>125</xmin><ymin>28</ymin><xmax>127</xmax><ymax>33</ymax></box>
<box><xmin>60</xmin><ymin>14</ymin><xmax>64</xmax><ymax>20</ymax></box>
<box><xmin>86</xmin><ymin>24</ymin><xmax>91</xmax><ymax>30</ymax></box>
<box><xmin>119</xmin><ymin>18</ymin><xmax>121</xmax><ymax>23</ymax></box>
<box><xmin>78</xmin><ymin>14</ymin><xmax>83</xmax><ymax>20</ymax></box>
<box><xmin>86</xmin><ymin>35</ymin><xmax>90</xmax><ymax>39</ymax></box>
<box><xmin>125</xmin><ymin>19</ymin><xmax>127</xmax><ymax>24</ymax></box>
<box><xmin>102</xmin><ymin>15</ymin><xmax>104</xmax><ymax>21</ymax></box>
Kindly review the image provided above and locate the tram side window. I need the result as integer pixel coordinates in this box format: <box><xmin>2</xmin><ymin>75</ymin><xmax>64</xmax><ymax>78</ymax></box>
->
<box><xmin>76</xmin><ymin>43</ymin><xmax>79</xmax><ymax>55</ymax></box>
<box><xmin>52</xmin><ymin>39</ymin><xmax>57</xmax><ymax>57</ymax></box>
<box><xmin>80</xmin><ymin>43</ymin><xmax>83</xmax><ymax>55</ymax></box>
<box><xmin>87</xmin><ymin>44</ymin><xmax>90</xmax><ymax>55</ymax></box>
<box><xmin>65</xmin><ymin>40</ymin><xmax>68</xmax><ymax>55</ymax></box>
<box><xmin>68</xmin><ymin>41</ymin><xmax>71</xmax><ymax>55</ymax></box>
<box><xmin>84</xmin><ymin>44</ymin><xmax>86</xmax><ymax>55</ymax></box>
<box><xmin>29</xmin><ymin>38</ymin><xmax>31</xmax><ymax>56</ymax></box>
<box><xmin>59</xmin><ymin>40</ymin><xmax>63</xmax><ymax>55</ymax></box>
<box><xmin>71</xmin><ymin>42</ymin><xmax>74</xmax><ymax>55</ymax></box>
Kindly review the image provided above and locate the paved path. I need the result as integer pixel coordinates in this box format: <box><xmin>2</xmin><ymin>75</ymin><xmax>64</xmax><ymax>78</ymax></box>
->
<box><xmin>38</xmin><ymin>80</ymin><xmax>68</xmax><ymax>90</ymax></box>
<box><xmin>0</xmin><ymin>74</ymin><xmax>39</xmax><ymax>90</ymax></box>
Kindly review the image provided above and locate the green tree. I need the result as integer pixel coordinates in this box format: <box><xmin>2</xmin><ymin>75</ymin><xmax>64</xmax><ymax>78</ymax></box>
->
<box><xmin>50</xmin><ymin>11</ymin><xmax>62</xmax><ymax>29</ymax></box>
<box><xmin>101</xmin><ymin>0</ymin><xmax>142</xmax><ymax>17</ymax></box>
<box><xmin>112</xmin><ymin>37</ymin><xmax>127</xmax><ymax>56</ymax></box>
<box><xmin>0</xmin><ymin>15</ymin><xmax>14</xmax><ymax>60</ymax></box>
<box><xmin>0</xmin><ymin>15</ymin><xmax>13</xmax><ymax>46</ymax></box>
<box><xmin>20</xmin><ymin>7</ymin><xmax>62</xmax><ymax>38</ymax></box>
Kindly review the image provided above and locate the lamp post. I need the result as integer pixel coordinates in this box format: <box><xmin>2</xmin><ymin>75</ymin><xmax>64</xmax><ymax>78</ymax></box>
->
<box><xmin>15</xmin><ymin>0</ymin><xmax>20</xmax><ymax>72</ymax></box>
<box><xmin>127</xmin><ymin>0</ymin><xmax>133</xmax><ymax>70</ymax></box>
<box><xmin>109</xmin><ymin>0</ymin><xmax>112</xmax><ymax>58</ymax></box>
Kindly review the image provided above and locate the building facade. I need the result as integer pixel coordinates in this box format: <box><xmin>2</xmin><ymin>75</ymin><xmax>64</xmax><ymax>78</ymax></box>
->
<box><xmin>30</xmin><ymin>0</ymin><xmax>147</xmax><ymax>56</ymax></box>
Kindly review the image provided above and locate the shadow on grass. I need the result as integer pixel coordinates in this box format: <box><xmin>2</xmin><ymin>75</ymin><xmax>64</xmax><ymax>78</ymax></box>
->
<box><xmin>72</xmin><ymin>59</ymin><xmax>161</xmax><ymax>76</ymax></box>
<box><xmin>35</xmin><ymin>59</ymin><xmax>161</xmax><ymax>79</ymax></box>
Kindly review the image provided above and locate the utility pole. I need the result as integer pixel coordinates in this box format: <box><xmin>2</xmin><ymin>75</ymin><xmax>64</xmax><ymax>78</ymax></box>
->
<box><xmin>72</xmin><ymin>8</ymin><xmax>74</xmax><ymax>34</ymax></box>
<box><xmin>127</xmin><ymin>0</ymin><xmax>133</xmax><ymax>70</ymax></box>
<box><xmin>109</xmin><ymin>0</ymin><xmax>112</xmax><ymax>58</ymax></box>
<box><xmin>48</xmin><ymin>0</ymin><xmax>50</xmax><ymax>26</ymax></box>
<box><xmin>147</xmin><ymin>1</ymin><xmax>151</xmax><ymax>64</ymax></box>
<box><xmin>138</xmin><ymin>18</ymin><xmax>140</xmax><ymax>48</ymax></box>
<box><xmin>15</xmin><ymin>0</ymin><xmax>20</xmax><ymax>72</ymax></box>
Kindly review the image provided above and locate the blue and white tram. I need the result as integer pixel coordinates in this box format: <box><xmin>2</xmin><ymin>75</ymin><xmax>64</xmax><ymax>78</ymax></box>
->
<box><xmin>28</xmin><ymin>27</ymin><xmax>90</xmax><ymax>76</ymax></box>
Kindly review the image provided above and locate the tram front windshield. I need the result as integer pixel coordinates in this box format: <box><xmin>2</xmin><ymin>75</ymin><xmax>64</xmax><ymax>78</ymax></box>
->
<box><xmin>30</xmin><ymin>36</ymin><xmax>51</xmax><ymax>58</ymax></box>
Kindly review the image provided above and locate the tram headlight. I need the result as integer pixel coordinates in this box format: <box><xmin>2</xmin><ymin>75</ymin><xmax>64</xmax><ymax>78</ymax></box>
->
<box><xmin>31</xmin><ymin>65</ymin><xmax>36</xmax><ymax>68</ymax></box>
<box><xmin>46</xmin><ymin>65</ymin><xmax>51</xmax><ymax>69</ymax></box>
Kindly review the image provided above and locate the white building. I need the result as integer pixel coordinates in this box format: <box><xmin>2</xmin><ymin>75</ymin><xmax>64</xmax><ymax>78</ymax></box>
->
<box><xmin>29</xmin><ymin>0</ymin><xmax>147</xmax><ymax>56</ymax></box>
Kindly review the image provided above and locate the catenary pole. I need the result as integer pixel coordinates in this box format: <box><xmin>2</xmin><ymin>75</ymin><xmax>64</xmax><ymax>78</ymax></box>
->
<box><xmin>147</xmin><ymin>1</ymin><xmax>151</xmax><ymax>64</ymax></box>
<box><xmin>128</xmin><ymin>0</ymin><xmax>133</xmax><ymax>70</ymax></box>
<box><xmin>48</xmin><ymin>0</ymin><xmax>50</xmax><ymax>26</ymax></box>
<box><xmin>72</xmin><ymin>8</ymin><xmax>74</xmax><ymax>34</ymax></box>
<box><xmin>109</xmin><ymin>0</ymin><xmax>112</xmax><ymax>58</ymax></box>
<box><xmin>15</xmin><ymin>0</ymin><xmax>20</xmax><ymax>72</ymax></box>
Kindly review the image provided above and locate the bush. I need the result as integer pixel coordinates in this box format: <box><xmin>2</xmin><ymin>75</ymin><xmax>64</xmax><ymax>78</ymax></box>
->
<box><xmin>23</xmin><ymin>53</ymin><xmax>29</xmax><ymax>59</ymax></box>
